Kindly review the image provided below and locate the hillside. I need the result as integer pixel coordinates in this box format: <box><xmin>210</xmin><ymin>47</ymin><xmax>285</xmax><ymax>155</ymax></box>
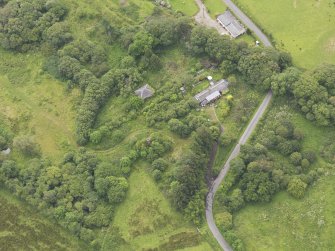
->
<box><xmin>0</xmin><ymin>0</ymin><xmax>334</xmax><ymax>251</ymax></box>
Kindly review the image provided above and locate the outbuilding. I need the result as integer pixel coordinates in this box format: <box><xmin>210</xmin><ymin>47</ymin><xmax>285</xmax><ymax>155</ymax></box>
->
<box><xmin>217</xmin><ymin>10</ymin><xmax>246</xmax><ymax>38</ymax></box>
<box><xmin>135</xmin><ymin>84</ymin><xmax>154</xmax><ymax>100</ymax></box>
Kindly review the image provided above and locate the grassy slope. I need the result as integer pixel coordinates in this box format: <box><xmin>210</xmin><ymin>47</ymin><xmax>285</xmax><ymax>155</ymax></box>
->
<box><xmin>231</xmin><ymin>99</ymin><xmax>335</xmax><ymax>250</ymax></box>
<box><xmin>112</xmin><ymin>166</ymin><xmax>216</xmax><ymax>251</ymax></box>
<box><xmin>0</xmin><ymin>1</ymin><xmax>217</xmax><ymax>250</ymax></box>
<box><xmin>0</xmin><ymin>190</ymin><xmax>86</xmax><ymax>251</ymax></box>
<box><xmin>0</xmin><ymin>49</ymin><xmax>79</xmax><ymax>161</ymax></box>
<box><xmin>234</xmin><ymin>0</ymin><xmax>335</xmax><ymax>68</ymax></box>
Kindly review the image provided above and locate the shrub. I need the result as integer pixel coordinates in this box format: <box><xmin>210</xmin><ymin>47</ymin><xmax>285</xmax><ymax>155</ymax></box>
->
<box><xmin>287</xmin><ymin>177</ymin><xmax>307</xmax><ymax>199</ymax></box>
<box><xmin>216</xmin><ymin>211</ymin><xmax>233</xmax><ymax>231</ymax></box>
<box><xmin>13</xmin><ymin>135</ymin><xmax>40</xmax><ymax>157</ymax></box>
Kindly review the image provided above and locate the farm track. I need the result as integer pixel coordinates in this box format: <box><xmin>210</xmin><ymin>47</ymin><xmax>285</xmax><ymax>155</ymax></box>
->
<box><xmin>193</xmin><ymin>0</ymin><xmax>274</xmax><ymax>250</ymax></box>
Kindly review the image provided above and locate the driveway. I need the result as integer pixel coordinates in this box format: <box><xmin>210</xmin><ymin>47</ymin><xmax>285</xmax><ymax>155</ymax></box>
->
<box><xmin>194</xmin><ymin>0</ymin><xmax>229</xmax><ymax>36</ymax></box>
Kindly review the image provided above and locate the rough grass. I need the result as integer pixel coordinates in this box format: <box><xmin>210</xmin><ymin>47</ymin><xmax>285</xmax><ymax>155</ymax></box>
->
<box><xmin>234</xmin><ymin>0</ymin><xmax>335</xmax><ymax>68</ymax></box>
<box><xmin>0</xmin><ymin>190</ymin><xmax>85</xmax><ymax>251</ymax></box>
<box><xmin>112</xmin><ymin>166</ymin><xmax>216</xmax><ymax>251</ymax></box>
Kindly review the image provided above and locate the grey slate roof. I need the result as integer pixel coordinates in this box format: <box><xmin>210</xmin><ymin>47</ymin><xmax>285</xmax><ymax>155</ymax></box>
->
<box><xmin>194</xmin><ymin>79</ymin><xmax>229</xmax><ymax>106</ymax></box>
<box><xmin>217</xmin><ymin>10</ymin><xmax>246</xmax><ymax>38</ymax></box>
<box><xmin>135</xmin><ymin>84</ymin><xmax>154</xmax><ymax>99</ymax></box>
<box><xmin>1</xmin><ymin>148</ymin><xmax>11</xmax><ymax>155</ymax></box>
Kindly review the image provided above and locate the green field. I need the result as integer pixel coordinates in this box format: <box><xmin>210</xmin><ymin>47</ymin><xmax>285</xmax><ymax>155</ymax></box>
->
<box><xmin>0</xmin><ymin>190</ymin><xmax>85</xmax><ymax>251</ymax></box>
<box><xmin>234</xmin><ymin>0</ymin><xmax>335</xmax><ymax>68</ymax></box>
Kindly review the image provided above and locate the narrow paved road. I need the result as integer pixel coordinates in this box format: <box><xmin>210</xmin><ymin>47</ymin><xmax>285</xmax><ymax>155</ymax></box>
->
<box><xmin>203</xmin><ymin>1</ymin><xmax>274</xmax><ymax>250</ymax></box>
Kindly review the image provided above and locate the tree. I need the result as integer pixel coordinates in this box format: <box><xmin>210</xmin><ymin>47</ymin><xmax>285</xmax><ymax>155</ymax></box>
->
<box><xmin>168</xmin><ymin>119</ymin><xmax>190</xmax><ymax>138</ymax></box>
<box><xmin>128</xmin><ymin>31</ymin><xmax>154</xmax><ymax>57</ymax></box>
<box><xmin>184</xmin><ymin>193</ymin><xmax>205</xmax><ymax>226</ymax></box>
<box><xmin>0</xmin><ymin>160</ymin><xmax>19</xmax><ymax>180</ymax></box>
<box><xmin>151</xmin><ymin>158</ymin><xmax>168</xmax><ymax>172</ymax></box>
<box><xmin>216</xmin><ymin>211</ymin><xmax>233</xmax><ymax>231</ymax></box>
<box><xmin>44</xmin><ymin>22</ymin><xmax>72</xmax><ymax>48</ymax></box>
<box><xmin>290</xmin><ymin>152</ymin><xmax>302</xmax><ymax>166</ymax></box>
<box><xmin>223</xmin><ymin>188</ymin><xmax>245</xmax><ymax>212</ymax></box>
<box><xmin>238</xmin><ymin>48</ymin><xmax>280</xmax><ymax>90</ymax></box>
<box><xmin>240</xmin><ymin>172</ymin><xmax>278</xmax><ymax>202</ymax></box>
<box><xmin>0</xmin><ymin>135</ymin><xmax>8</xmax><ymax>150</ymax></box>
<box><xmin>107</xmin><ymin>176</ymin><xmax>128</xmax><ymax>203</ymax></box>
<box><xmin>287</xmin><ymin>177</ymin><xmax>307</xmax><ymax>199</ymax></box>
<box><xmin>270</xmin><ymin>67</ymin><xmax>301</xmax><ymax>96</ymax></box>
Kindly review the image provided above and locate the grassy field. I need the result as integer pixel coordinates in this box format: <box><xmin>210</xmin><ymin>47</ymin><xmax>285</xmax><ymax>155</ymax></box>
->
<box><xmin>227</xmin><ymin>99</ymin><xmax>335</xmax><ymax>250</ymax></box>
<box><xmin>0</xmin><ymin>190</ymin><xmax>85</xmax><ymax>251</ymax></box>
<box><xmin>169</xmin><ymin>0</ymin><xmax>199</xmax><ymax>16</ymax></box>
<box><xmin>234</xmin><ymin>0</ymin><xmax>335</xmax><ymax>68</ymax></box>
<box><xmin>112</xmin><ymin>166</ymin><xmax>219</xmax><ymax>251</ymax></box>
<box><xmin>203</xmin><ymin>0</ymin><xmax>227</xmax><ymax>18</ymax></box>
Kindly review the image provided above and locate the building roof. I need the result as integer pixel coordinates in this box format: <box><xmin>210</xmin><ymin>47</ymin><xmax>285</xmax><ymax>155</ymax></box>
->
<box><xmin>206</xmin><ymin>91</ymin><xmax>221</xmax><ymax>103</ymax></box>
<box><xmin>1</xmin><ymin>148</ymin><xmax>11</xmax><ymax>155</ymax></box>
<box><xmin>194</xmin><ymin>79</ymin><xmax>229</xmax><ymax>105</ymax></box>
<box><xmin>135</xmin><ymin>84</ymin><xmax>154</xmax><ymax>99</ymax></box>
<box><xmin>217</xmin><ymin>10</ymin><xmax>246</xmax><ymax>38</ymax></box>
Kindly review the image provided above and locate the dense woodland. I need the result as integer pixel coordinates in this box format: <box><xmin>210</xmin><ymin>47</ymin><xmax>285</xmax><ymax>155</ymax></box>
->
<box><xmin>0</xmin><ymin>0</ymin><xmax>334</xmax><ymax>250</ymax></box>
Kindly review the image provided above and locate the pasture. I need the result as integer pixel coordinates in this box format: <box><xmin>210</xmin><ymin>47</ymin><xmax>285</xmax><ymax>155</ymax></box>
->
<box><xmin>234</xmin><ymin>0</ymin><xmax>335</xmax><ymax>68</ymax></box>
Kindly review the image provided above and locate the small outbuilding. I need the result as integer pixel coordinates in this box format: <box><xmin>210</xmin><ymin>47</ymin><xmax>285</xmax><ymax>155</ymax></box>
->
<box><xmin>217</xmin><ymin>10</ymin><xmax>246</xmax><ymax>38</ymax></box>
<box><xmin>1</xmin><ymin>148</ymin><xmax>11</xmax><ymax>155</ymax></box>
<box><xmin>135</xmin><ymin>84</ymin><xmax>154</xmax><ymax>100</ymax></box>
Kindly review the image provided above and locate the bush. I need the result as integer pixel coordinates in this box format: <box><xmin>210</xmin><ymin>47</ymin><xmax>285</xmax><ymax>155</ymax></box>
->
<box><xmin>290</xmin><ymin>152</ymin><xmax>302</xmax><ymax>166</ymax></box>
<box><xmin>13</xmin><ymin>135</ymin><xmax>40</xmax><ymax>157</ymax></box>
<box><xmin>216</xmin><ymin>211</ymin><xmax>233</xmax><ymax>231</ymax></box>
<box><xmin>287</xmin><ymin>177</ymin><xmax>307</xmax><ymax>199</ymax></box>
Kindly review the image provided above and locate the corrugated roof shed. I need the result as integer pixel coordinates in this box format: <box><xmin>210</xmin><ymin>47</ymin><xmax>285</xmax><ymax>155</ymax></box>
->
<box><xmin>194</xmin><ymin>79</ymin><xmax>229</xmax><ymax>106</ymax></box>
<box><xmin>217</xmin><ymin>10</ymin><xmax>246</xmax><ymax>38</ymax></box>
<box><xmin>135</xmin><ymin>84</ymin><xmax>154</xmax><ymax>99</ymax></box>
